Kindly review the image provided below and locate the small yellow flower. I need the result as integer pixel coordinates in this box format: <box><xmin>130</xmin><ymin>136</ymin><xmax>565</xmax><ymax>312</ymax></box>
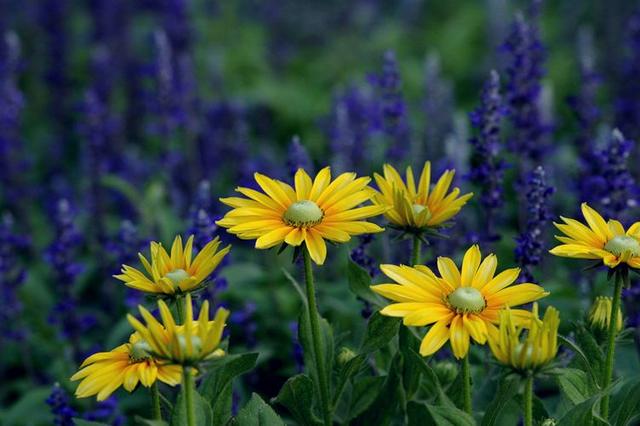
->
<box><xmin>550</xmin><ymin>203</ymin><xmax>640</xmax><ymax>269</ymax></box>
<box><xmin>488</xmin><ymin>304</ymin><xmax>559</xmax><ymax>372</ymax></box>
<box><xmin>70</xmin><ymin>332</ymin><xmax>182</xmax><ymax>401</ymax></box>
<box><xmin>216</xmin><ymin>167</ymin><xmax>386</xmax><ymax>265</ymax></box>
<box><xmin>371</xmin><ymin>245</ymin><xmax>549</xmax><ymax>359</ymax></box>
<box><xmin>372</xmin><ymin>162</ymin><xmax>473</xmax><ymax>231</ymax></box>
<box><xmin>588</xmin><ymin>296</ymin><xmax>623</xmax><ymax>332</ymax></box>
<box><xmin>115</xmin><ymin>235</ymin><xmax>230</xmax><ymax>295</ymax></box>
<box><xmin>127</xmin><ymin>293</ymin><xmax>229</xmax><ymax>366</ymax></box>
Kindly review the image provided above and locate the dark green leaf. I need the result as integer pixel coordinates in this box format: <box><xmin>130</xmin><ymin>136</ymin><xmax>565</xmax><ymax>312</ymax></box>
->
<box><xmin>348</xmin><ymin>376</ymin><xmax>386</xmax><ymax>420</ymax></box>
<box><xmin>610</xmin><ymin>377</ymin><xmax>640</xmax><ymax>426</ymax></box>
<box><xmin>408</xmin><ymin>349</ymin><xmax>454</xmax><ymax>407</ymax></box>
<box><xmin>407</xmin><ymin>401</ymin><xmax>436</xmax><ymax>426</ymax></box>
<box><xmin>234</xmin><ymin>393</ymin><xmax>285</xmax><ymax>426</ymax></box>
<box><xmin>73</xmin><ymin>420</ymin><xmax>111</xmax><ymax>426</ymax></box>
<box><xmin>558</xmin><ymin>335</ymin><xmax>600</xmax><ymax>384</ymax></box>
<box><xmin>273</xmin><ymin>374</ymin><xmax>322</xmax><ymax>426</ymax></box>
<box><xmin>426</xmin><ymin>404</ymin><xmax>476</xmax><ymax>426</ymax></box>
<box><xmin>359</xmin><ymin>312</ymin><xmax>400</xmax><ymax>354</ymax></box>
<box><xmin>297</xmin><ymin>307</ymin><xmax>334</xmax><ymax>397</ymax></box>
<box><xmin>134</xmin><ymin>417</ymin><xmax>170</xmax><ymax>426</ymax></box>
<box><xmin>171</xmin><ymin>388</ymin><xmax>213</xmax><ymax>426</ymax></box>
<box><xmin>481</xmin><ymin>376</ymin><xmax>520</xmax><ymax>426</ymax></box>
<box><xmin>557</xmin><ymin>368</ymin><xmax>592</xmax><ymax>405</ymax></box>
<box><xmin>333</xmin><ymin>354</ymin><xmax>367</xmax><ymax>407</ymax></box>
<box><xmin>347</xmin><ymin>260</ymin><xmax>380</xmax><ymax>305</ymax></box>
<box><xmin>199</xmin><ymin>353</ymin><xmax>259</xmax><ymax>426</ymax></box>
<box><xmin>1</xmin><ymin>387</ymin><xmax>53</xmax><ymax>426</ymax></box>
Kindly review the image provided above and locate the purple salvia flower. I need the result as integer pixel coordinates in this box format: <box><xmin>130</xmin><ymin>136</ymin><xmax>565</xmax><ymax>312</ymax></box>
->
<box><xmin>615</xmin><ymin>10</ymin><xmax>640</xmax><ymax>141</ymax></box>
<box><xmin>372</xmin><ymin>51</ymin><xmax>411</xmax><ymax>163</ymax></box>
<box><xmin>468</xmin><ymin>70</ymin><xmax>507</xmax><ymax>243</ymax></box>
<box><xmin>422</xmin><ymin>53</ymin><xmax>455</xmax><ymax>159</ymax></box>
<box><xmin>83</xmin><ymin>396</ymin><xmax>125</xmax><ymax>426</ymax></box>
<box><xmin>501</xmin><ymin>1</ymin><xmax>551</xmax><ymax>164</ymax></box>
<box><xmin>46</xmin><ymin>383</ymin><xmax>77</xmax><ymax>426</ymax></box>
<box><xmin>230</xmin><ymin>302</ymin><xmax>257</xmax><ymax>349</ymax></box>
<box><xmin>286</xmin><ymin>135</ymin><xmax>313</xmax><ymax>177</ymax></box>
<box><xmin>106</xmin><ymin>220</ymin><xmax>148</xmax><ymax>309</ymax></box>
<box><xmin>0</xmin><ymin>212</ymin><xmax>28</xmax><ymax>341</ymax></box>
<box><xmin>514</xmin><ymin>166</ymin><xmax>554</xmax><ymax>282</ymax></box>
<box><xmin>290</xmin><ymin>322</ymin><xmax>304</xmax><ymax>373</ymax></box>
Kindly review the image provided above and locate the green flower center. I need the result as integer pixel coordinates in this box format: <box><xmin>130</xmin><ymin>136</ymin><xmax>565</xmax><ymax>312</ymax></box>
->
<box><xmin>171</xmin><ymin>334</ymin><xmax>202</xmax><ymax>356</ymax></box>
<box><xmin>130</xmin><ymin>340</ymin><xmax>152</xmax><ymax>361</ymax></box>
<box><xmin>447</xmin><ymin>287</ymin><xmax>486</xmax><ymax>313</ymax></box>
<box><xmin>166</xmin><ymin>269</ymin><xmax>190</xmax><ymax>286</ymax></box>
<box><xmin>604</xmin><ymin>235</ymin><xmax>640</xmax><ymax>257</ymax></box>
<box><xmin>283</xmin><ymin>200</ymin><xmax>324</xmax><ymax>227</ymax></box>
<box><xmin>412</xmin><ymin>203</ymin><xmax>431</xmax><ymax>219</ymax></box>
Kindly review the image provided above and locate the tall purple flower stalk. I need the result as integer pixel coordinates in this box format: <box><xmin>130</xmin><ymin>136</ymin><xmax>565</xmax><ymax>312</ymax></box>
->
<box><xmin>372</xmin><ymin>51</ymin><xmax>411</xmax><ymax>163</ymax></box>
<box><xmin>47</xmin><ymin>383</ymin><xmax>77</xmax><ymax>426</ymax></box>
<box><xmin>468</xmin><ymin>70</ymin><xmax>507</xmax><ymax>243</ymax></box>
<box><xmin>514</xmin><ymin>166</ymin><xmax>554</xmax><ymax>282</ymax></box>
<box><xmin>106</xmin><ymin>220</ymin><xmax>147</xmax><ymax>309</ymax></box>
<box><xmin>615</xmin><ymin>11</ymin><xmax>640</xmax><ymax>141</ymax></box>
<box><xmin>286</xmin><ymin>135</ymin><xmax>312</xmax><ymax>177</ymax></box>
<box><xmin>0</xmin><ymin>32</ymin><xmax>27</xmax><ymax>213</ymax></box>
<box><xmin>502</xmin><ymin>1</ymin><xmax>551</xmax><ymax>165</ymax></box>
<box><xmin>0</xmin><ymin>213</ymin><xmax>28</xmax><ymax>341</ymax></box>
<box><xmin>422</xmin><ymin>53</ymin><xmax>455</xmax><ymax>159</ymax></box>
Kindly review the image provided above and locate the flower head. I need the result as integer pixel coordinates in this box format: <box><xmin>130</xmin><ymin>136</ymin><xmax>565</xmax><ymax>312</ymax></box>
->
<box><xmin>70</xmin><ymin>332</ymin><xmax>182</xmax><ymax>401</ymax></box>
<box><xmin>488</xmin><ymin>303</ymin><xmax>559</xmax><ymax>372</ymax></box>
<box><xmin>588</xmin><ymin>296</ymin><xmax>623</xmax><ymax>332</ymax></box>
<box><xmin>372</xmin><ymin>162</ymin><xmax>473</xmax><ymax>232</ymax></box>
<box><xmin>127</xmin><ymin>293</ymin><xmax>229</xmax><ymax>366</ymax></box>
<box><xmin>115</xmin><ymin>235</ymin><xmax>230</xmax><ymax>295</ymax></box>
<box><xmin>550</xmin><ymin>202</ymin><xmax>640</xmax><ymax>269</ymax></box>
<box><xmin>216</xmin><ymin>167</ymin><xmax>385</xmax><ymax>265</ymax></box>
<box><xmin>372</xmin><ymin>245</ymin><xmax>548</xmax><ymax>359</ymax></box>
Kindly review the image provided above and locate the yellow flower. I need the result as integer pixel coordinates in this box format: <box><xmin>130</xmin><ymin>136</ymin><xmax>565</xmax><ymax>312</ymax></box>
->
<box><xmin>588</xmin><ymin>296</ymin><xmax>623</xmax><ymax>332</ymax></box>
<box><xmin>70</xmin><ymin>332</ymin><xmax>182</xmax><ymax>401</ymax></box>
<box><xmin>372</xmin><ymin>162</ymin><xmax>473</xmax><ymax>231</ymax></box>
<box><xmin>550</xmin><ymin>202</ymin><xmax>640</xmax><ymax>269</ymax></box>
<box><xmin>127</xmin><ymin>293</ymin><xmax>229</xmax><ymax>366</ymax></box>
<box><xmin>216</xmin><ymin>167</ymin><xmax>385</xmax><ymax>265</ymax></box>
<box><xmin>115</xmin><ymin>235</ymin><xmax>230</xmax><ymax>295</ymax></box>
<box><xmin>371</xmin><ymin>245</ymin><xmax>549</xmax><ymax>359</ymax></box>
<box><xmin>488</xmin><ymin>303</ymin><xmax>559</xmax><ymax>372</ymax></box>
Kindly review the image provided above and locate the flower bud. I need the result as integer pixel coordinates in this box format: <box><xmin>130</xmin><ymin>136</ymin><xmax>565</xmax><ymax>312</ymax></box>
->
<box><xmin>337</xmin><ymin>347</ymin><xmax>357</xmax><ymax>366</ymax></box>
<box><xmin>588</xmin><ymin>296</ymin><xmax>623</xmax><ymax>332</ymax></box>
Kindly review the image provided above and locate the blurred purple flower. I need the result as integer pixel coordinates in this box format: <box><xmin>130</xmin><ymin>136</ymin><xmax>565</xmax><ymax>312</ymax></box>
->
<box><xmin>83</xmin><ymin>396</ymin><xmax>125</xmax><ymax>425</ymax></box>
<box><xmin>286</xmin><ymin>135</ymin><xmax>313</xmax><ymax>177</ymax></box>
<box><xmin>422</xmin><ymin>53</ymin><xmax>455</xmax><ymax>159</ymax></box>
<box><xmin>106</xmin><ymin>220</ymin><xmax>148</xmax><ymax>309</ymax></box>
<box><xmin>0</xmin><ymin>212</ymin><xmax>29</xmax><ymax>341</ymax></box>
<box><xmin>289</xmin><ymin>322</ymin><xmax>304</xmax><ymax>373</ymax></box>
<box><xmin>615</xmin><ymin>10</ymin><xmax>640</xmax><ymax>141</ymax></box>
<box><xmin>231</xmin><ymin>302</ymin><xmax>257</xmax><ymax>349</ymax></box>
<box><xmin>46</xmin><ymin>383</ymin><xmax>77</xmax><ymax>426</ymax></box>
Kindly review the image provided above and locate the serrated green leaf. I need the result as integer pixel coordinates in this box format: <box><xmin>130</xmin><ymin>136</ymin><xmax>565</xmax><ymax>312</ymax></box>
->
<box><xmin>199</xmin><ymin>353</ymin><xmax>259</xmax><ymax>426</ymax></box>
<box><xmin>359</xmin><ymin>312</ymin><xmax>400</xmax><ymax>354</ymax></box>
<box><xmin>557</xmin><ymin>368</ymin><xmax>592</xmax><ymax>405</ymax></box>
<box><xmin>347</xmin><ymin>260</ymin><xmax>380</xmax><ymax>305</ymax></box>
<box><xmin>481</xmin><ymin>376</ymin><xmax>520</xmax><ymax>426</ymax></box>
<box><xmin>273</xmin><ymin>374</ymin><xmax>321</xmax><ymax>426</ymax></box>
<box><xmin>426</xmin><ymin>404</ymin><xmax>476</xmax><ymax>426</ymax></box>
<box><xmin>234</xmin><ymin>393</ymin><xmax>285</xmax><ymax>426</ymax></box>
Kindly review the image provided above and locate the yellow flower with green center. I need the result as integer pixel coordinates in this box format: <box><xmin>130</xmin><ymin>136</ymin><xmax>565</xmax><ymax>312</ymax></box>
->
<box><xmin>127</xmin><ymin>293</ymin><xmax>228</xmax><ymax>366</ymax></box>
<box><xmin>488</xmin><ymin>304</ymin><xmax>559</xmax><ymax>372</ymax></box>
<box><xmin>588</xmin><ymin>296</ymin><xmax>623</xmax><ymax>332</ymax></box>
<box><xmin>216</xmin><ymin>167</ymin><xmax>386</xmax><ymax>265</ymax></box>
<box><xmin>550</xmin><ymin>203</ymin><xmax>640</xmax><ymax>269</ymax></box>
<box><xmin>371</xmin><ymin>245</ymin><xmax>549</xmax><ymax>359</ymax></box>
<box><xmin>70</xmin><ymin>332</ymin><xmax>182</xmax><ymax>401</ymax></box>
<box><xmin>115</xmin><ymin>235</ymin><xmax>230</xmax><ymax>295</ymax></box>
<box><xmin>372</xmin><ymin>162</ymin><xmax>473</xmax><ymax>231</ymax></box>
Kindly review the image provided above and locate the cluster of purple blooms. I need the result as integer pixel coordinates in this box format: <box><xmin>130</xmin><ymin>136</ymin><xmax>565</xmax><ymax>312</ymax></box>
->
<box><xmin>0</xmin><ymin>213</ymin><xmax>28</xmax><ymax>341</ymax></box>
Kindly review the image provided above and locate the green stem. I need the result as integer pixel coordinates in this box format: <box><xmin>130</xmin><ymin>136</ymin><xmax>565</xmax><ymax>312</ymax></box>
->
<box><xmin>411</xmin><ymin>235</ymin><xmax>421</xmax><ymax>265</ymax></box>
<box><xmin>461</xmin><ymin>354</ymin><xmax>472</xmax><ymax>414</ymax></box>
<box><xmin>302</xmin><ymin>247</ymin><xmax>332</xmax><ymax>426</ymax></box>
<box><xmin>176</xmin><ymin>296</ymin><xmax>185</xmax><ymax>325</ymax></box>
<box><xmin>600</xmin><ymin>268</ymin><xmax>625</xmax><ymax>420</ymax></box>
<box><xmin>150</xmin><ymin>382</ymin><xmax>162</xmax><ymax>420</ymax></box>
<box><xmin>183</xmin><ymin>367</ymin><xmax>196</xmax><ymax>426</ymax></box>
<box><xmin>524</xmin><ymin>375</ymin><xmax>533</xmax><ymax>426</ymax></box>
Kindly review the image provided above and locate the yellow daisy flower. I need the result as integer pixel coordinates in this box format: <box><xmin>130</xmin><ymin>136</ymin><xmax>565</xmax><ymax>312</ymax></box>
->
<box><xmin>588</xmin><ymin>296</ymin><xmax>623</xmax><ymax>332</ymax></box>
<box><xmin>216</xmin><ymin>167</ymin><xmax>386</xmax><ymax>265</ymax></box>
<box><xmin>115</xmin><ymin>235</ymin><xmax>230</xmax><ymax>295</ymax></box>
<box><xmin>488</xmin><ymin>303</ymin><xmax>559</xmax><ymax>372</ymax></box>
<box><xmin>372</xmin><ymin>162</ymin><xmax>473</xmax><ymax>231</ymax></box>
<box><xmin>71</xmin><ymin>332</ymin><xmax>182</xmax><ymax>401</ymax></box>
<box><xmin>550</xmin><ymin>202</ymin><xmax>640</xmax><ymax>269</ymax></box>
<box><xmin>127</xmin><ymin>293</ymin><xmax>229</xmax><ymax>366</ymax></box>
<box><xmin>371</xmin><ymin>245</ymin><xmax>549</xmax><ymax>359</ymax></box>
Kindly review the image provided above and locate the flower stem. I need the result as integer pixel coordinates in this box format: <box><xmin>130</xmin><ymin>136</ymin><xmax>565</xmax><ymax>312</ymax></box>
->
<box><xmin>183</xmin><ymin>367</ymin><xmax>196</xmax><ymax>426</ymax></box>
<box><xmin>600</xmin><ymin>268</ymin><xmax>625</xmax><ymax>420</ymax></box>
<box><xmin>150</xmin><ymin>382</ymin><xmax>162</xmax><ymax>420</ymax></box>
<box><xmin>461</xmin><ymin>354</ymin><xmax>472</xmax><ymax>414</ymax></box>
<box><xmin>302</xmin><ymin>247</ymin><xmax>332</xmax><ymax>426</ymax></box>
<box><xmin>176</xmin><ymin>296</ymin><xmax>184</xmax><ymax>325</ymax></box>
<box><xmin>524</xmin><ymin>375</ymin><xmax>533</xmax><ymax>426</ymax></box>
<box><xmin>411</xmin><ymin>235</ymin><xmax>421</xmax><ymax>265</ymax></box>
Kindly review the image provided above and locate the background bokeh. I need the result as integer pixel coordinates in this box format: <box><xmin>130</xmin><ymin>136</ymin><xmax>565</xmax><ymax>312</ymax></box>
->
<box><xmin>2</xmin><ymin>0</ymin><xmax>640</xmax><ymax>424</ymax></box>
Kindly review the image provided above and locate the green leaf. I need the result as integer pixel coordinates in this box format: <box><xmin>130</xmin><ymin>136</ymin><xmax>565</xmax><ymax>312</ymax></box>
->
<box><xmin>134</xmin><ymin>416</ymin><xmax>170</xmax><ymax>426</ymax></box>
<box><xmin>1</xmin><ymin>387</ymin><xmax>53</xmax><ymax>426</ymax></box>
<box><xmin>73</xmin><ymin>421</ymin><xmax>111</xmax><ymax>426</ymax></box>
<box><xmin>273</xmin><ymin>374</ymin><xmax>322</xmax><ymax>426</ymax></box>
<box><xmin>426</xmin><ymin>404</ymin><xmax>476</xmax><ymax>426</ymax></box>
<box><xmin>407</xmin><ymin>401</ymin><xmax>436</xmax><ymax>426</ymax></box>
<box><xmin>557</xmin><ymin>392</ymin><xmax>607</xmax><ymax>425</ymax></box>
<box><xmin>199</xmin><ymin>353</ymin><xmax>259</xmax><ymax>426</ymax></box>
<box><xmin>399</xmin><ymin>327</ymin><xmax>421</xmax><ymax>399</ymax></box>
<box><xmin>348</xmin><ymin>376</ymin><xmax>386</xmax><ymax>420</ymax></box>
<box><xmin>407</xmin><ymin>349</ymin><xmax>454</xmax><ymax>407</ymax></box>
<box><xmin>347</xmin><ymin>260</ymin><xmax>380</xmax><ymax>305</ymax></box>
<box><xmin>171</xmin><ymin>389</ymin><xmax>213</xmax><ymax>426</ymax></box>
<box><xmin>558</xmin><ymin>335</ymin><xmax>600</xmax><ymax>385</ymax></box>
<box><xmin>233</xmin><ymin>393</ymin><xmax>285</xmax><ymax>426</ymax></box>
<box><xmin>359</xmin><ymin>312</ymin><xmax>400</xmax><ymax>354</ymax></box>
<box><xmin>610</xmin><ymin>377</ymin><xmax>640</xmax><ymax>426</ymax></box>
<box><xmin>557</xmin><ymin>368</ymin><xmax>592</xmax><ymax>405</ymax></box>
<box><xmin>297</xmin><ymin>307</ymin><xmax>334</xmax><ymax>397</ymax></box>
<box><xmin>481</xmin><ymin>376</ymin><xmax>520</xmax><ymax>426</ymax></box>
<box><xmin>333</xmin><ymin>354</ymin><xmax>367</xmax><ymax>407</ymax></box>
